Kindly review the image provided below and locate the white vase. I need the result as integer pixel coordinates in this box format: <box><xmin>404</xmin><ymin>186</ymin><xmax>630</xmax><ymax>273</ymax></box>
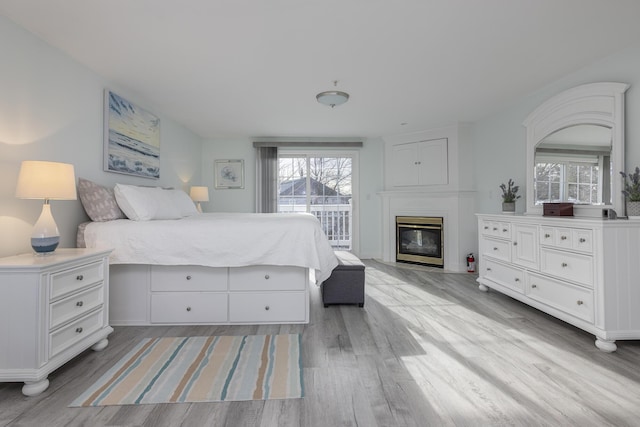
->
<box><xmin>502</xmin><ymin>202</ymin><xmax>515</xmax><ymax>214</ymax></box>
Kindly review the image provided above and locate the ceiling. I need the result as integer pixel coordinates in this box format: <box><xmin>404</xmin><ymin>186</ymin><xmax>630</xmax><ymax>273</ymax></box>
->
<box><xmin>2</xmin><ymin>0</ymin><xmax>640</xmax><ymax>140</ymax></box>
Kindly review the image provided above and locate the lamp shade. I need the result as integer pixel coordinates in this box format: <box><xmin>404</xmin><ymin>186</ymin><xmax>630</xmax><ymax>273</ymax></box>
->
<box><xmin>15</xmin><ymin>161</ymin><xmax>77</xmax><ymax>200</ymax></box>
<box><xmin>189</xmin><ymin>186</ymin><xmax>209</xmax><ymax>202</ymax></box>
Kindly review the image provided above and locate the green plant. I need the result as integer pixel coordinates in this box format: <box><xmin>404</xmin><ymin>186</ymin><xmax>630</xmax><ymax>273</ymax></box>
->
<box><xmin>499</xmin><ymin>179</ymin><xmax>521</xmax><ymax>203</ymax></box>
<box><xmin>620</xmin><ymin>167</ymin><xmax>640</xmax><ymax>201</ymax></box>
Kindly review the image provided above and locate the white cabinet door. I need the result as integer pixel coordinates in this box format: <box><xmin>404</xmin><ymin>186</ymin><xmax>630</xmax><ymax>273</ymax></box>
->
<box><xmin>390</xmin><ymin>143</ymin><xmax>418</xmax><ymax>186</ymax></box>
<box><xmin>390</xmin><ymin>138</ymin><xmax>448</xmax><ymax>187</ymax></box>
<box><xmin>512</xmin><ymin>224</ymin><xmax>539</xmax><ymax>269</ymax></box>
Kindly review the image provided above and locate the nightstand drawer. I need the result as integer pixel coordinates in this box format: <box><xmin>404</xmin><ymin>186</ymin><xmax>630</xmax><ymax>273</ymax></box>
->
<box><xmin>51</xmin><ymin>261</ymin><xmax>104</xmax><ymax>300</ymax></box>
<box><xmin>50</xmin><ymin>284</ymin><xmax>103</xmax><ymax>330</ymax></box>
<box><xmin>50</xmin><ymin>309</ymin><xmax>104</xmax><ymax>358</ymax></box>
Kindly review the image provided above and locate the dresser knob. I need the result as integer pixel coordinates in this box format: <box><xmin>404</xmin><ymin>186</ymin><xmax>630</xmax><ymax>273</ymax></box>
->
<box><xmin>561</xmin><ymin>235</ymin><xmax>568</xmax><ymax>240</ymax></box>
<box><xmin>186</xmin><ymin>275</ymin><xmax>192</xmax><ymax>280</ymax></box>
<box><xmin>76</xmin><ymin>275</ymin><xmax>84</xmax><ymax>281</ymax></box>
<box><xmin>493</xmin><ymin>247</ymin><xmax>498</xmax><ymax>251</ymax></box>
<box><xmin>502</xmin><ymin>228</ymin><xmax>508</xmax><ymax>232</ymax></box>
<box><xmin>186</xmin><ymin>307</ymin><xmax>191</xmax><ymax>312</ymax></box>
<box><xmin>75</xmin><ymin>327</ymin><xmax>83</xmax><ymax>334</ymax></box>
<box><xmin>493</xmin><ymin>227</ymin><xmax>498</xmax><ymax>231</ymax></box>
<box><xmin>577</xmin><ymin>300</ymin><xmax>584</xmax><ymax>305</ymax></box>
<box><xmin>514</xmin><ymin>278</ymin><xmax>520</xmax><ymax>282</ymax></box>
<box><xmin>544</xmin><ymin>234</ymin><xmax>551</xmax><ymax>238</ymax></box>
<box><xmin>484</xmin><ymin>226</ymin><xmax>489</xmax><ymax>230</ymax></box>
<box><xmin>513</xmin><ymin>242</ymin><xmax>518</xmax><ymax>246</ymax></box>
<box><xmin>561</xmin><ymin>262</ymin><xmax>568</xmax><ymax>267</ymax></box>
<box><xmin>579</xmin><ymin>238</ymin><xmax>586</xmax><ymax>243</ymax></box>
<box><xmin>264</xmin><ymin>274</ymin><xmax>270</xmax><ymax>280</ymax></box>
<box><xmin>265</xmin><ymin>306</ymin><xmax>270</xmax><ymax>311</ymax></box>
<box><xmin>486</xmin><ymin>267</ymin><xmax>492</xmax><ymax>271</ymax></box>
<box><xmin>76</xmin><ymin>301</ymin><xmax>83</xmax><ymax>307</ymax></box>
<box><xmin>531</xmin><ymin>284</ymin><xmax>537</xmax><ymax>288</ymax></box>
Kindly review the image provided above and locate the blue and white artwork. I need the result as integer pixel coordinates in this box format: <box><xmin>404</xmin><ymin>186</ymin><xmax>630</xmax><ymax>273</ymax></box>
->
<box><xmin>104</xmin><ymin>90</ymin><xmax>160</xmax><ymax>178</ymax></box>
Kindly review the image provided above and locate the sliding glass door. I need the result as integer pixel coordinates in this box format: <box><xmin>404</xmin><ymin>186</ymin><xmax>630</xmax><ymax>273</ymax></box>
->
<box><xmin>278</xmin><ymin>152</ymin><xmax>355</xmax><ymax>250</ymax></box>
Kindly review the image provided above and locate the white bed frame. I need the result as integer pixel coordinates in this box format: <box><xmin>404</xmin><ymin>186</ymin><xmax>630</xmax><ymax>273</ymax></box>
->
<box><xmin>109</xmin><ymin>264</ymin><xmax>311</xmax><ymax>326</ymax></box>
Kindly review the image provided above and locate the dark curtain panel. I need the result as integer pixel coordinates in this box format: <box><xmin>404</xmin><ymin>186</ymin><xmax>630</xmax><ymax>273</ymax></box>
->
<box><xmin>255</xmin><ymin>146</ymin><xmax>278</xmax><ymax>213</ymax></box>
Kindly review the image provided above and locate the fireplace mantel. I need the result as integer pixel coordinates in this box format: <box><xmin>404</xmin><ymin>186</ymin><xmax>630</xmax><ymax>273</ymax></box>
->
<box><xmin>379</xmin><ymin>190</ymin><xmax>476</xmax><ymax>272</ymax></box>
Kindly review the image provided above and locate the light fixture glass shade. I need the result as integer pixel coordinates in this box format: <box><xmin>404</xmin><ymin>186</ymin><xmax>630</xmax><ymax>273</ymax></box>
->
<box><xmin>316</xmin><ymin>90</ymin><xmax>350</xmax><ymax>108</ymax></box>
<box><xmin>15</xmin><ymin>161</ymin><xmax>77</xmax><ymax>254</ymax></box>
<box><xmin>190</xmin><ymin>186</ymin><xmax>209</xmax><ymax>213</ymax></box>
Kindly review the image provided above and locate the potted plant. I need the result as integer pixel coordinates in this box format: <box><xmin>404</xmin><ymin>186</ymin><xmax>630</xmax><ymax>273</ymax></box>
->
<box><xmin>620</xmin><ymin>167</ymin><xmax>640</xmax><ymax>217</ymax></box>
<box><xmin>499</xmin><ymin>179</ymin><xmax>520</xmax><ymax>213</ymax></box>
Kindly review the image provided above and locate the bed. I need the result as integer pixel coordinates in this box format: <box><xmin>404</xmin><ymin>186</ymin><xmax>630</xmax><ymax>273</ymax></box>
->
<box><xmin>76</xmin><ymin>179</ymin><xmax>338</xmax><ymax>326</ymax></box>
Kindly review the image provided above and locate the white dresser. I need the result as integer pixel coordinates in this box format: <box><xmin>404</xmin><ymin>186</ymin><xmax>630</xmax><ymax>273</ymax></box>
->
<box><xmin>476</xmin><ymin>214</ymin><xmax>640</xmax><ymax>352</ymax></box>
<box><xmin>0</xmin><ymin>248</ymin><xmax>113</xmax><ymax>396</ymax></box>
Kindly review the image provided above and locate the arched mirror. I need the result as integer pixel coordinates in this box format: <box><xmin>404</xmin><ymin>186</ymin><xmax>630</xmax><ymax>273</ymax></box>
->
<box><xmin>523</xmin><ymin>82</ymin><xmax>629</xmax><ymax>217</ymax></box>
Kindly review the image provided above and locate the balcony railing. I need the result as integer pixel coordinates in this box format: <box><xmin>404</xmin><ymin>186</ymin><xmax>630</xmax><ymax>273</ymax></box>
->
<box><xmin>278</xmin><ymin>203</ymin><xmax>352</xmax><ymax>249</ymax></box>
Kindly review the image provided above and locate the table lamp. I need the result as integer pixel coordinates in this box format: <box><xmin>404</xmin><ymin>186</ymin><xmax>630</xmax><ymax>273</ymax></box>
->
<box><xmin>15</xmin><ymin>161</ymin><xmax>77</xmax><ymax>254</ymax></box>
<box><xmin>189</xmin><ymin>186</ymin><xmax>209</xmax><ymax>213</ymax></box>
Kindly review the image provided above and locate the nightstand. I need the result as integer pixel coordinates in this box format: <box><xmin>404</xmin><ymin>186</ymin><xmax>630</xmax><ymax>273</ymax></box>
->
<box><xmin>0</xmin><ymin>248</ymin><xmax>113</xmax><ymax>396</ymax></box>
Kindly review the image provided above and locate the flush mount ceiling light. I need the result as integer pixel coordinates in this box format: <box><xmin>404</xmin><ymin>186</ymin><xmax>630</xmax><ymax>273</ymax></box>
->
<box><xmin>316</xmin><ymin>80</ymin><xmax>349</xmax><ymax>108</ymax></box>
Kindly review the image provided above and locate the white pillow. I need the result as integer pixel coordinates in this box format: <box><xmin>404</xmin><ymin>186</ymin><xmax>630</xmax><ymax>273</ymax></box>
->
<box><xmin>114</xmin><ymin>184</ymin><xmax>181</xmax><ymax>221</ymax></box>
<box><xmin>165</xmin><ymin>189</ymin><xmax>199</xmax><ymax>217</ymax></box>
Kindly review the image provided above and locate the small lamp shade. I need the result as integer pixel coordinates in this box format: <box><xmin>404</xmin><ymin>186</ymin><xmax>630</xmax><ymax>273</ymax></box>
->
<box><xmin>15</xmin><ymin>161</ymin><xmax>77</xmax><ymax>254</ymax></box>
<box><xmin>190</xmin><ymin>186</ymin><xmax>209</xmax><ymax>213</ymax></box>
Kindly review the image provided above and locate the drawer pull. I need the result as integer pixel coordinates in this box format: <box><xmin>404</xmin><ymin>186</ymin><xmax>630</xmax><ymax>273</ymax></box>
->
<box><xmin>76</xmin><ymin>301</ymin><xmax>83</xmax><ymax>307</ymax></box>
<box><xmin>514</xmin><ymin>278</ymin><xmax>520</xmax><ymax>282</ymax></box>
<box><xmin>502</xmin><ymin>228</ymin><xmax>508</xmax><ymax>232</ymax></box>
<box><xmin>265</xmin><ymin>305</ymin><xmax>270</xmax><ymax>311</ymax></box>
<box><xmin>561</xmin><ymin>262</ymin><xmax>568</xmax><ymax>268</ymax></box>
<box><xmin>544</xmin><ymin>233</ymin><xmax>551</xmax><ymax>238</ymax></box>
<box><xmin>576</xmin><ymin>300</ymin><xmax>584</xmax><ymax>306</ymax></box>
<box><xmin>493</xmin><ymin>227</ymin><xmax>498</xmax><ymax>231</ymax></box>
<box><xmin>75</xmin><ymin>327</ymin><xmax>83</xmax><ymax>334</ymax></box>
<box><xmin>76</xmin><ymin>275</ymin><xmax>84</xmax><ymax>281</ymax></box>
<box><xmin>186</xmin><ymin>306</ymin><xmax>192</xmax><ymax>312</ymax></box>
<box><xmin>484</xmin><ymin>226</ymin><xmax>489</xmax><ymax>230</ymax></box>
<box><xmin>561</xmin><ymin>235</ymin><xmax>568</xmax><ymax>241</ymax></box>
<box><xmin>186</xmin><ymin>275</ymin><xmax>192</xmax><ymax>280</ymax></box>
<box><xmin>493</xmin><ymin>247</ymin><xmax>498</xmax><ymax>251</ymax></box>
<box><xmin>579</xmin><ymin>238</ymin><xmax>586</xmax><ymax>243</ymax></box>
<box><xmin>486</xmin><ymin>267</ymin><xmax>492</xmax><ymax>271</ymax></box>
<box><xmin>513</xmin><ymin>242</ymin><xmax>518</xmax><ymax>246</ymax></box>
<box><xmin>531</xmin><ymin>284</ymin><xmax>537</xmax><ymax>288</ymax></box>
<box><xmin>264</xmin><ymin>274</ymin><xmax>270</xmax><ymax>280</ymax></box>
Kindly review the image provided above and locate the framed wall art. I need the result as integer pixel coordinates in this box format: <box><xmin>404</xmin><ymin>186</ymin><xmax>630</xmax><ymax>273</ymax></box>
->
<box><xmin>104</xmin><ymin>89</ymin><xmax>160</xmax><ymax>179</ymax></box>
<box><xmin>215</xmin><ymin>159</ymin><xmax>244</xmax><ymax>189</ymax></box>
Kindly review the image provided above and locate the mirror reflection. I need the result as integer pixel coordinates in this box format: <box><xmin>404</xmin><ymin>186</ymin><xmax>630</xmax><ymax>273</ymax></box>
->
<box><xmin>534</xmin><ymin>124</ymin><xmax>612</xmax><ymax>205</ymax></box>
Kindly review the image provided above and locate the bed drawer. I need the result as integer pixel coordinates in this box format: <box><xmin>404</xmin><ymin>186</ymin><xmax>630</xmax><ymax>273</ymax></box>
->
<box><xmin>151</xmin><ymin>265</ymin><xmax>228</xmax><ymax>292</ymax></box>
<box><xmin>229</xmin><ymin>266</ymin><xmax>307</xmax><ymax>291</ymax></box>
<box><xmin>150</xmin><ymin>292</ymin><xmax>228</xmax><ymax>323</ymax></box>
<box><xmin>229</xmin><ymin>291</ymin><xmax>307</xmax><ymax>323</ymax></box>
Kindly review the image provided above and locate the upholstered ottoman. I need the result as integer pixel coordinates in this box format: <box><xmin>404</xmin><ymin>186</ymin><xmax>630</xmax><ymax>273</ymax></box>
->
<box><xmin>321</xmin><ymin>251</ymin><xmax>365</xmax><ymax>307</ymax></box>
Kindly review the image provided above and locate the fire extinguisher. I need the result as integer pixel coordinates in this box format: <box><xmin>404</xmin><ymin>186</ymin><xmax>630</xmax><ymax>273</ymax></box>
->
<box><xmin>466</xmin><ymin>253</ymin><xmax>476</xmax><ymax>273</ymax></box>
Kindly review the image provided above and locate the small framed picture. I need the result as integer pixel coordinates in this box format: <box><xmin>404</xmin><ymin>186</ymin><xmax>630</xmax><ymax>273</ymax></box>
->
<box><xmin>214</xmin><ymin>159</ymin><xmax>244</xmax><ymax>189</ymax></box>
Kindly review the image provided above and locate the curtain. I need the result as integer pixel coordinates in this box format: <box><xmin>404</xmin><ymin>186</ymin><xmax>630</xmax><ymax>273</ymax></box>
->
<box><xmin>255</xmin><ymin>146</ymin><xmax>278</xmax><ymax>213</ymax></box>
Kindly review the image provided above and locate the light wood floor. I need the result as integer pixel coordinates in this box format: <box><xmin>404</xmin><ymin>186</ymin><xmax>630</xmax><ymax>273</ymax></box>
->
<box><xmin>2</xmin><ymin>260</ymin><xmax>640</xmax><ymax>426</ymax></box>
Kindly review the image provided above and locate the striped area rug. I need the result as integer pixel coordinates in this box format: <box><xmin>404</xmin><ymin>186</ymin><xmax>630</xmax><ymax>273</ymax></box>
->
<box><xmin>70</xmin><ymin>334</ymin><xmax>304</xmax><ymax>406</ymax></box>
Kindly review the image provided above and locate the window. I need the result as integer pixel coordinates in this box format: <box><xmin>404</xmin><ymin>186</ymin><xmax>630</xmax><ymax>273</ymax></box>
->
<box><xmin>535</xmin><ymin>154</ymin><xmax>602</xmax><ymax>204</ymax></box>
<box><xmin>278</xmin><ymin>151</ymin><xmax>356</xmax><ymax>250</ymax></box>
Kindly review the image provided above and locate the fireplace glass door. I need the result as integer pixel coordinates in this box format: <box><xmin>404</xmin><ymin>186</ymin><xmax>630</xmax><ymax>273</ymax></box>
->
<box><xmin>396</xmin><ymin>216</ymin><xmax>444</xmax><ymax>267</ymax></box>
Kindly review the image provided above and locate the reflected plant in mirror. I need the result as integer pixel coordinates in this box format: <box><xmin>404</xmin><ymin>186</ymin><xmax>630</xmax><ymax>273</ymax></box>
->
<box><xmin>620</xmin><ymin>167</ymin><xmax>640</xmax><ymax>217</ymax></box>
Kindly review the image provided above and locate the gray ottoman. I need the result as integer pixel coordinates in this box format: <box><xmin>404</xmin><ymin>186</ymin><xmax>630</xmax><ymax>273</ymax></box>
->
<box><xmin>321</xmin><ymin>251</ymin><xmax>365</xmax><ymax>307</ymax></box>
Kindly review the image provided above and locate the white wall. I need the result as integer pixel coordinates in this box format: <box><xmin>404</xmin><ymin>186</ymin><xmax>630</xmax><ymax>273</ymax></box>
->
<box><xmin>0</xmin><ymin>16</ymin><xmax>203</xmax><ymax>257</ymax></box>
<box><xmin>473</xmin><ymin>46</ymin><xmax>640</xmax><ymax>215</ymax></box>
<box><xmin>201</xmin><ymin>137</ymin><xmax>384</xmax><ymax>259</ymax></box>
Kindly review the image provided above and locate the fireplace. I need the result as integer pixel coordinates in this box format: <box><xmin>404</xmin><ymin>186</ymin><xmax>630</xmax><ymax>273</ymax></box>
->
<box><xmin>396</xmin><ymin>216</ymin><xmax>444</xmax><ymax>267</ymax></box>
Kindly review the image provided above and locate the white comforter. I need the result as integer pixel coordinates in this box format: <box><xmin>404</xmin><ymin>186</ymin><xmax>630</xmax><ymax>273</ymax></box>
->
<box><xmin>83</xmin><ymin>213</ymin><xmax>339</xmax><ymax>283</ymax></box>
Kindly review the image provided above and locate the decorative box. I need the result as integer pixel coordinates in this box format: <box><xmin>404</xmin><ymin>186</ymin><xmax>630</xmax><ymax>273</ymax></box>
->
<box><xmin>543</xmin><ymin>202</ymin><xmax>574</xmax><ymax>216</ymax></box>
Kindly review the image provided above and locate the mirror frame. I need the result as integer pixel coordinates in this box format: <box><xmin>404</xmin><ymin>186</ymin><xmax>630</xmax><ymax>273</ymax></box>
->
<box><xmin>523</xmin><ymin>82</ymin><xmax>630</xmax><ymax>217</ymax></box>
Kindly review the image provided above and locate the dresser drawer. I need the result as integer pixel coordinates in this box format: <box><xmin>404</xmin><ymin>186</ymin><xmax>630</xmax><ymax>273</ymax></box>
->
<box><xmin>229</xmin><ymin>266</ymin><xmax>307</xmax><ymax>291</ymax></box>
<box><xmin>527</xmin><ymin>273</ymin><xmax>594</xmax><ymax>323</ymax></box>
<box><xmin>151</xmin><ymin>265</ymin><xmax>228</xmax><ymax>292</ymax></box>
<box><xmin>229</xmin><ymin>291</ymin><xmax>307</xmax><ymax>323</ymax></box>
<box><xmin>50</xmin><ymin>309</ymin><xmax>104</xmax><ymax>358</ymax></box>
<box><xmin>540</xmin><ymin>248</ymin><xmax>593</xmax><ymax>287</ymax></box>
<box><xmin>481</xmin><ymin>237</ymin><xmax>511</xmax><ymax>263</ymax></box>
<box><xmin>482</xmin><ymin>259</ymin><xmax>524</xmax><ymax>293</ymax></box>
<box><xmin>540</xmin><ymin>227</ymin><xmax>593</xmax><ymax>254</ymax></box>
<box><xmin>480</xmin><ymin>220</ymin><xmax>511</xmax><ymax>239</ymax></box>
<box><xmin>50</xmin><ymin>261</ymin><xmax>104</xmax><ymax>300</ymax></box>
<box><xmin>150</xmin><ymin>292</ymin><xmax>228</xmax><ymax>323</ymax></box>
<box><xmin>50</xmin><ymin>284</ymin><xmax>103</xmax><ymax>330</ymax></box>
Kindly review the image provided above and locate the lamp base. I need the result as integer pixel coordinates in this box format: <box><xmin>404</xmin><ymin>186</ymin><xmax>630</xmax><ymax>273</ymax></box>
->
<box><xmin>31</xmin><ymin>236</ymin><xmax>60</xmax><ymax>254</ymax></box>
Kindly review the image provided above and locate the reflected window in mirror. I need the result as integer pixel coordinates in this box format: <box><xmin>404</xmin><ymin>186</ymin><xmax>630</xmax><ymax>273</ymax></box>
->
<box><xmin>533</xmin><ymin>124</ymin><xmax>612</xmax><ymax>206</ymax></box>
